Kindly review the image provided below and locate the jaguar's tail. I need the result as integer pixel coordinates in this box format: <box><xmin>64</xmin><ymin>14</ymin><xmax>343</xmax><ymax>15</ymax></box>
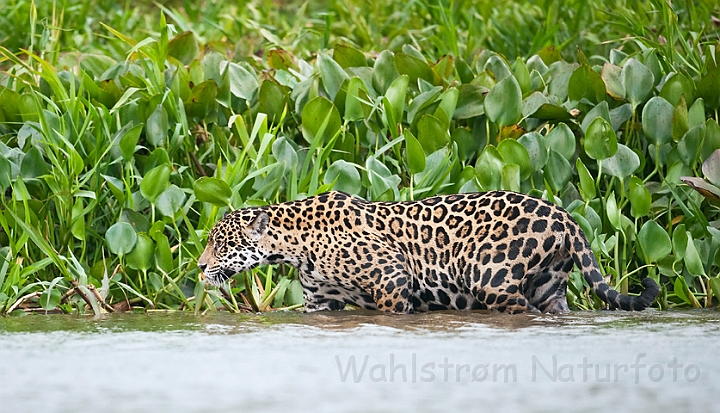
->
<box><xmin>568</xmin><ymin>231</ymin><xmax>659</xmax><ymax>311</ymax></box>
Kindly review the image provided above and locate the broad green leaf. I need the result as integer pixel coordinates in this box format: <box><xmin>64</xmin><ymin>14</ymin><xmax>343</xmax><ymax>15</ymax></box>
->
<box><xmin>225</xmin><ymin>61</ymin><xmax>259</xmax><ymax>101</ymax></box>
<box><xmin>405</xmin><ymin>130</ymin><xmax>426</xmax><ymax>174</ymax></box>
<box><xmin>0</xmin><ymin>152</ymin><xmax>12</xmax><ymax>191</ymax></box>
<box><xmin>660</xmin><ymin>72</ymin><xmax>694</xmax><ymax>106</ymax></box>
<box><xmin>484</xmin><ymin>75</ymin><xmax>522</xmax><ymax>127</ymax></box>
<box><xmin>688</xmin><ymin>98</ymin><xmax>705</xmax><ymax>128</ymax></box>
<box><xmin>584</xmin><ymin>117</ymin><xmax>618</xmax><ymax>160</ymax></box>
<box><xmin>118</xmin><ymin>123</ymin><xmax>143</xmax><ymax>161</ymax></box>
<box><xmin>372</xmin><ymin>50</ymin><xmax>399</xmax><ymax>95</ymax></box>
<box><xmin>384</xmin><ymin>75</ymin><xmax>409</xmax><ymax>131</ymax></box>
<box><xmin>580</xmin><ymin>101</ymin><xmax>611</xmax><ymax>134</ymax></box>
<box><xmin>622</xmin><ymin>58</ymin><xmax>654</xmax><ymax>109</ymax></box>
<box><xmin>395</xmin><ymin>53</ymin><xmax>440</xmax><ymax>86</ymax></box>
<box><xmin>685</xmin><ymin>236</ymin><xmax>706</xmax><ymax>276</ymax></box>
<box><xmin>672</xmin><ymin>95</ymin><xmax>689</xmax><ymax>142</ymax></box>
<box><xmin>484</xmin><ymin>55</ymin><xmax>512</xmax><ymax>81</ymax></box>
<box><xmin>194</xmin><ymin>177</ymin><xmax>232</xmax><ymax>207</ymax></box>
<box><xmin>606</xmin><ymin>192</ymin><xmax>621</xmax><ymax>231</ymax></box>
<box><xmin>512</xmin><ymin>57</ymin><xmax>531</xmax><ymax>95</ymax></box>
<box><xmin>324</xmin><ymin>160</ymin><xmax>362</xmax><ymax>195</ymax></box>
<box><xmin>416</xmin><ymin>114</ymin><xmax>450</xmax><ymax>155</ymax></box>
<box><xmin>156</xmin><ymin>185</ymin><xmax>187</xmax><ymax>217</ymax></box>
<box><xmin>126</xmin><ymin>233</ymin><xmax>155</xmax><ymax>272</ymax></box>
<box><xmin>70</xmin><ymin>198</ymin><xmax>86</xmax><ymax>241</ymax></box>
<box><xmin>451</xmin><ymin>127</ymin><xmax>480</xmax><ymax>163</ymax></box>
<box><xmin>154</xmin><ymin>232</ymin><xmax>174</xmax><ymax>275</ymax></box>
<box><xmin>637</xmin><ymin>220</ymin><xmax>671</xmax><ymax>263</ymax></box>
<box><xmin>545</xmin><ymin>123</ymin><xmax>575</xmax><ymax>160</ymax></box>
<box><xmin>258</xmin><ymin>79</ymin><xmax>287</xmax><ymax>124</ymax></box>
<box><xmin>344</xmin><ymin>77</ymin><xmax>369</xmax><ymax>121</ymax></box>
<box><xmin>145</xmin><ymin>104</ymin><xmax>168</xmax><ymax>147</ymax></box>
<box><xmin>696</xmin><ymin>67</ymin><xmax>720</xmax><ymax>109</ymax></box>
<box><xmin>702</xmin><ymin>149</ymin><xmax>720</xmax><ymax>188</ymax></box>
<box><xmin>672</xmin><ymin>224</ymin><xmax>688</xmax><ymax>261</ymax></box>
<box><xmin>106</xmin><ymin>222</ymin><xmax>137</xmax><ymax>257</ymax></box>
<box><xmin>576</xmin><ymin>158</ymin><xmax>596</xmax><ymax>201</ymax></box>
<box><xmin>140</xmin><ymin>164</ymin><xmax>171</xmax><ymax>203</ymax></box>
<box><xmin>518</xmin><ymin>131</ymin><xmax>548</xmax><ymax>171</ymax></box>
<box><xmin>453</xmin><ymin>84</ymin><xmax>486</xmax><ymax>119</ymax></box>
<box><xmin>168</xmin><ymin>31</ymin><xmax>200</xmax><ymax>65</ymax></box>
<box><xmin>334</xmin><ymin>44</ymin><xmax>367</xmax><ymax>68</ymax></box>
<box><xmin>642</xmin><ymin>96</ymin><xmax>674</xmax><ymax>145</ymax></box>
<box><xmin>301</xmin><ymin>96</ymin><xmax>341</xmax><ymax>144</ymax></box>
<box><xmin>318</xmin><ymin>53</ymin><xmax>348</xmax><ymax>101</ymax></box>
<box><xmin>435</xmin><ymin>87</ymin><xmax>459</xmax><ymax>125</ymax></box>
<box><xmin>628</xmin><ymin>176</ymin><xmax>650</xmax><ymax>218</ymax></box>
<box><xmin>502</xmin><ymin>163</ymin><xmax>521</xmax><ymax>192</ymax></box>
<box><xmin>601</xmin><ymin>144</ymin><xmax>640</xmax><ymax>178</ymax></box>
<box><xmin>497</xmin><ymin>139</ymin><xmax>532</xmax><ymax>180</ymax></box>
<box><xmin>677</xmin><ymin>123</ymin><xmax>706</xmax><ymax>167</ymax></box>
<box><xmin>544</xmin><ymin>149</ymin><xmax>572</xmax><ymax>193</ymax></box>
<box><xmin>475</xmin><ymin>146</ymin><xmax>504</xmax><ymax>191</ymax></box>
<box><xmin>601</xmin><ymin>63</ymin><xmax>624</xmax><ymax>99</ymax></box>
<box><xmin>568</xmin><ymin>64</ymin><xmax>605</xmax><ymax>104</ymax></box>
<box><xmin>39</xmin><ymin>287</ymin><xmax>61</xmax><ymax>311</ymax></box>
<box><xmin>20</xmin><ymin>146</ymin><xmax>49</xmax><ymax>179</ymax></box>
<box><xmin>267</xmin><ymin>49</ymin><xmax>296</xmax><ymax>70</ymax></box>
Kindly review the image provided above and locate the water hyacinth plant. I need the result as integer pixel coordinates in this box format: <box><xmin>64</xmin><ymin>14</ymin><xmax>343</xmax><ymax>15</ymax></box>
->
<box><xmin>1</xmin><ymin>0</ymin><xmax>720</xmax><ymax>315</ymax></box>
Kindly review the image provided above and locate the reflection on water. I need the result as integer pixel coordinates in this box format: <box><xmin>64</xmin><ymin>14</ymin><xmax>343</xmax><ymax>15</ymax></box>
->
<box><xmin>1</xmin><ymin>310</ymin><xmax>719</xmax><ymax>413</ymax></box>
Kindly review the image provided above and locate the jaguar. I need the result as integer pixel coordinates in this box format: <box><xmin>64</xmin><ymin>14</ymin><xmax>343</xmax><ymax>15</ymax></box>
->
<box><xmin>197</xmin><ymin>191</ymin><xmax>659</xmax><ymax>314</ymax></box>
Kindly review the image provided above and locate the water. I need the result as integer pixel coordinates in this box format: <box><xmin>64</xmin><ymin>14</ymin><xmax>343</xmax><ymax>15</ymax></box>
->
<box><xmin>1</xmin><ymin>310</ymin><xmax>719</xmax><ymax>413</ymax></box>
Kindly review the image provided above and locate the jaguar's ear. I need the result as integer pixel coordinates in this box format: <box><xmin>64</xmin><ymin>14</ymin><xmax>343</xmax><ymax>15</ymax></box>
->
<box><xmin>247</xmin><ymin>211</ymin><xmax>269</xmax><ymax>240</ymax></box>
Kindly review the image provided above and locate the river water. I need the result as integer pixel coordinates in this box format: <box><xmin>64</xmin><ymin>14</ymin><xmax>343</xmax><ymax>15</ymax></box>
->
<box><xmin>0</xmin><ymin>310</ymin><xmax>718</xmax><ymax>413</ymax></box>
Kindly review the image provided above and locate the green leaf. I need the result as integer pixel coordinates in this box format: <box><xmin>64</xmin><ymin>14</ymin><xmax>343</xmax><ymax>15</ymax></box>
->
<box><xmin>156</xmin><ymin>185</ymin><xmax>187</xmax><ymax>217</ymax></box>
<box><xmin>344</xmin><ymin>77</ymin><xmax>370</xmax><ymax>122</ymax></box>
<box><xmin>672</xmin><ymin>224</ymin><xmax>688</xmax><ymax>261</ymax></box>
<box><xmin>502</xmin><ymin>163</ymin><xmax>521</xmax><ymax>192</ymax></box>
<box><xmin>622</xmin><ymin>58</ymin><xmax>654</xmax><ymax>109</ymax></box>
<box><xmin>70</xmin><ymin>198</ymin><xmax>86</xmax><ymax>241</ymax></box>
<box><xmin>544</xmin><ymin>149</ymin><xmax>572</xmax><ymax>192</ymax></box>
<box><xmin>318</xmin><ymin>53</ymin><xmax>348</xmax><ymax>101</ymax></box>
<box><xmin>545</xmin><ymin>123</ymin><xmax>575</xmax><ymax>160</ymax></box>
<box><xmin>601</xmin><ymin>144</ymin><xmax>640</xmax><ymax>178</ymax></box>
<box><xmin>168</xmin><ymin>31</ymin><xmax>200</xmax><ymax>65</ymax></box>
<box><xmin>416</xmin><ymin>114</ymin><xmax>450</xmax><ymax>155</ymax></box>
<box><xmin>454</xmin><ymin>84</ymin><xmax>487</xmax><ymax>119</ymax></box>
<box><xmin>126</xmin><ymin>233</ymin><xmax>155</xmax><ymax>272</ymax></box>
<box><xmin>637</xmin><ymin>220</ymin><xmax>671</xmax><ymax>263</ymax></box>
<box><xmin>154</xmin><ymin>232</ymin><xmax>174</xmax><ymax>275</ymax></box>
<box><xmin>225</xmin><ymin>62</ymin><xmax>259</xmax><ymax>101</ymax></box>
<box><xmin>334</xmin><ymin>44</ymin><xmax>367</xmax><ymax>68</ymax></box>
<box><xmin>118</xmin><ymin>123</ymin><xmax>144</xmax><ymax>161</ymax></box>
<box><xmin>576</xmin><ymin>158</ymin><xmax>596</xmax><ymax>201</ymax></box>
<box><xmin>258</xmin><ymin>79</ymin><xmax>287</xmax><ymax>124</ymax></box>
<box><xmin>324</xmin><ymin>160</ymin><xmax>362</xmax><ymax>195</ymax></box>
<box><xmin>194</xmin><ymin>177</ymin><xmax>232</xmax><ymax>207</ymax></box>
<box><xmin>584</xmin><ymin>117</ymin><xmax>618</xmax><ymax>160</ymax></box>
<box><xmin>372</xmin><ymin>50</ymin><xmax>399</xmax><ymax>95</ymax></box>
<box><xmin>512</xmin><ymin>57</ymin><xmax>531</xmax><ymax>95</ymax></box>
<box><xmin>395</xmin><ymin>53</ymin><xmax>440</xmax><ymax>86</ymax></box>
<box><xmin>144</xmin><ymin>104</ymin><xmax>168</xmax><ymax>147</ymax></box>
<box><xmin>628</xmin><ymin>176</ymin><xmax>650</xmax><ymax>218</ymax></box>
<box><xmin>384</xmin><ymin>75</ymin><xmax>409</xmax><ymax>131</ymax></box>
<box><xmin>301</xmin><ymin>96</ymin><xmax>342</xmax><ymax>145</ymax></box>
<box><xmin>140</xmin><ymin>164</ymin><xmax>171</xmax><ymax>203</ymax></box>
<box><xmin>677</xmin><ymin>123</ymin><xmax>706</xmax><ymax>167</ymax></box>
<box><xmin>518</xmin><ymin>131</ymin><xmax>548</xmax><ymax>171</ymax></box>
<box><xmin>702</xmin><ymin>149</ymin><xmax>720</xmax><ymax>188</ymax></box>
<box><xmin>697</xmin><ymin>67</ymin><xmax>720</xmax><ymax>109</ymax></box>
<box><xmin>0</xmin><ymin>152</ymin><xmax>12</xmax><ymax>191</ymax></box>
<box><xmin>660</xmin><ymin>72</ymin><xmax>694</xmax><ymax>106</ymax></box>
<box><xmin>475</xmin><ymin>146</ymin><xmax>504</xmax><ymax>191</ymax></box>
<box><xmin>710</xmin><ymin>279</ymin><xmax>720</xmax><ymax>305</ymax></box>
<box><xmin>39</xmin><ymin>287</ymin><xmax>61</xmax><ymax>311</ymax></box>
<box><xmin>451</xmin><ymin>127</ymin><xmax>480</xmax><ymax>163</ymax></box>
<box><xmin>601</xmin><ymin>63</ymin><xmax>625</xmax><ymax>99</ymax></box>
<box><xmin>606</xmin><ymin>192</ymin><xmax>621</xmax><ymax>231</ymax></box>
<box><xmin>405</xmin><ymin>130</ymin><xmax>426</xmax><ymax>174</ymax></box>
<box><xmin>484</xmin><ymin>75</ymin><xmax>522</xmax><ymax>127</ymax></box>
<box><xmin>106</xmin><ymin>222</ymin><xmax>137</xmax><ymax>257</ymax></box>
<box><xmin>642</xmin><ymin>96</ymin><xmax>674</xmax><ymax>146</ymax></box>
<box><xmin>685</xmin><ymin>235</ymin><xmax>706</xmax><ymax>276</ymax></box>
<box><xmin>568</xmin><ymin>64</ymin><xmax>606</xmax><ymax>104</ymax></box>
<box><xmin>484</xmin><ymin>55</ymin><xmax>512</xmax><ymax>81</ymax></box>
<box><xmin>497</xmin><ymin>139</ymin><xmax>532</xmax><ymax>180</ymax></box>
<box><xmin>580</xmin><ymin>101</ymin><xmax>611</xmax><ymax>134</ymax></box>
<box><xmin>20</xmin><ymin>146</ymin><xmax>49</xmax><ymax>179</ymax></box>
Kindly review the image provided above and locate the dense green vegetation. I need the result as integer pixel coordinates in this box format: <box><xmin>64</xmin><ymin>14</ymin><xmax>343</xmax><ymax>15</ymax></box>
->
<box><xmin>1</xmin><ymin>0</ymin><xmax>720</xmax><ymax>315</ymax></box>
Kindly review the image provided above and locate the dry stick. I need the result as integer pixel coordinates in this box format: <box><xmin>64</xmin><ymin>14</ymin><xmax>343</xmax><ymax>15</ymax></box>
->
<box><xmin>70</xmin><ymin>280</ymin><xmax>95</xmax><ymax>311</ymax></box>
<box><xmin>190</xmin><ymin>152</ymin><xmax>207</xmax><ymax>177</ymax></box>
<box><xmin>59</xmin><ymin>287</ymin><xmax>77</xmax><ymax>304</ymax></box>
<box><xmin>5</xmin><ymin>292</ymin><xmax>42</xmax><ymax>314</ymax></box>
<box><xmin>87</xmin><ymin>284</ymin><xmax>115</xmax><ymax>313</ymax></box>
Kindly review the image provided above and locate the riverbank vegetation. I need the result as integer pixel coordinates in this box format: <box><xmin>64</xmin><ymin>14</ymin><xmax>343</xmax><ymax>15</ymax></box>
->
<box><xmin>1</xmin><ymin>0</ymin><xmax>720</xmax><ymax>315</ymax></box>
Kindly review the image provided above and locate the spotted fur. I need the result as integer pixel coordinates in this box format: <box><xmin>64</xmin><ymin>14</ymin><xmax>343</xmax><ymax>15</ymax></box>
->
<box><xmin>198</xmin><ymin>191</ymin><xmax>659</xmax><ymax>314</ymax></box>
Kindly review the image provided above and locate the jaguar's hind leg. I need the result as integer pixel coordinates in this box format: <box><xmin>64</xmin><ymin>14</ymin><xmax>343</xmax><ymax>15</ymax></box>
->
<box><xmin>524</xmin><ymin>256</ymin><xmax>572</xmax><ymax>314</ymax></box>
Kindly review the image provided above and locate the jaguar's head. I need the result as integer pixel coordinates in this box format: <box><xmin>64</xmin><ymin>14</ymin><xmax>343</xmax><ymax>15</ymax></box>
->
<box><xmin>197</xmin><ymin>210</ymin><xmax>270</xmax><ymax>286</ymax></box>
